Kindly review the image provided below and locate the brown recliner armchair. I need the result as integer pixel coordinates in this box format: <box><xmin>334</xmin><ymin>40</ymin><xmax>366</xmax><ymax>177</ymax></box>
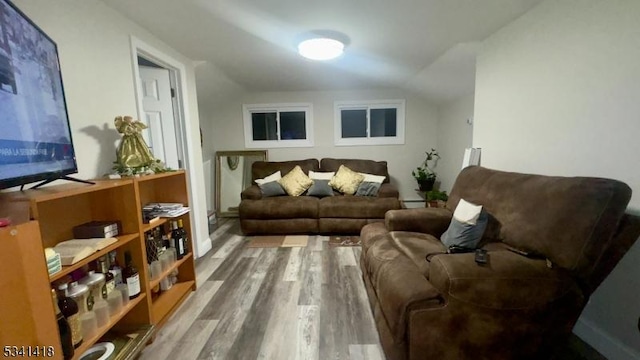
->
<box><xmin>360</xmin><ymin>166</ymin><xmax>640</xmax><ymax>359</ymax></box>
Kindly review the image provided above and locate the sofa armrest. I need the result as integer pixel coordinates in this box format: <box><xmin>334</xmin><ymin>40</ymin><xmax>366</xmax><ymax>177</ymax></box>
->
<box><xmin>385</xmin><ymin>208</ymin><xmax>452</xmax><ymax>237</ymax></box>
<box><xmin>377</xmin><ymin>183</ymin><xmax>399</xmax><ymax>198</ymax></box>
<box><xmin>428</xmin><ymin>250</ymin><xmax>578</xmax><ymax>309</ymax></box>
<box><xmin>241</xmin><ymin>185</ymin><xmax>262</xmax><ymax>200</ymax></box>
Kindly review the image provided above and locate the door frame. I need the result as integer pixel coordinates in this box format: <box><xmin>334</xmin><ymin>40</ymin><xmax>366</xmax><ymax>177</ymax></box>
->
<box><xmin>129</xmin><ymin>36</ymin><xmax>212</xmax><ymax>258</ymax></box>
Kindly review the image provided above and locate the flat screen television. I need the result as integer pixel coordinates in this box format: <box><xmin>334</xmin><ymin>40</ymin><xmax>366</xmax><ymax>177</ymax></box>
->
<box><xmin>0</xmin><ymin>0</ymin><xmax>89</xmax><ymax>190</ymax></box>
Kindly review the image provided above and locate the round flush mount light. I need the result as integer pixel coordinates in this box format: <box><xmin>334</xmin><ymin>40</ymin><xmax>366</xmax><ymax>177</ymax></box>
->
<box><xmin>297</xmin><ymin>37</ymin><xmax>345</xmax><ymax>61</ymax></box>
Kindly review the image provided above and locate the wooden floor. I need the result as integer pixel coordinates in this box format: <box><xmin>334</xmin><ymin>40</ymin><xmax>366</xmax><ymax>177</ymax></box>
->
<box><xmin>140</xmin><ymin>219</ymin><xmax>384</xmax><ymax>360</ymax></box>
<box><xmin>139</xmin><ymin>219</ymin><xmax>605</xmax><ymax>360</ymax></box>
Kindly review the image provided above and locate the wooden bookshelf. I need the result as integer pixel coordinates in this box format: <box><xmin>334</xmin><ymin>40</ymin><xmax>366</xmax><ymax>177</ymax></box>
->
<box><xmin>0</xmin><ymin>171</ymin><xmax>196</xmax><ymax>359</ymax></box>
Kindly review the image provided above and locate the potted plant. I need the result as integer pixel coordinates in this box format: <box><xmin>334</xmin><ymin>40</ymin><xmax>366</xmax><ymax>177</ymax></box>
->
<box><xmin>425</xmin><ymin>189</ymin><xmax>448</xmax><ymax>208</ymax></box>
<box><xmin>412</xmin><ymin>148</ymin><xmax>440</xmax><ymax>191</ymax></box>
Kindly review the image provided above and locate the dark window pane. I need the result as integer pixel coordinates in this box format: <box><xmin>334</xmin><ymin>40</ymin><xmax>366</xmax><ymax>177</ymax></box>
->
<box><xmin>252</xmin><ymin>112</ymin><xmax>277</xmax><ymax>140</ymax></box>
<box><xmin>341</xmin><ymin>109</ymin><xmax>367</xmax><ymax>138</ymax></box>
<box><xmin>280</xmin><ymin>111</ymin><xmax>306</xmax><ymax>140</ymax></box>
<box><xmin>370</xmin><ymin>108</ymin><xmax>397</xmax><ymax>137</ymax></box>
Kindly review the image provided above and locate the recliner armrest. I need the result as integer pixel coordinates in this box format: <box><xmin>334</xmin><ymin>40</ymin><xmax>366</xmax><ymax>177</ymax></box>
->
<box><xmin>385</xmin><ymin>208</ymin><xmax>452</xmax><ymax>237</ymax></box>
<box><xmin>428</xmin><ymin>250</ymin><xmax>579</xmax><ymax>309</ymax></box>
<box><xmin>241</xmin><ymin>185</ymin><xmax>262</xmax><ymax>200</ymax></box>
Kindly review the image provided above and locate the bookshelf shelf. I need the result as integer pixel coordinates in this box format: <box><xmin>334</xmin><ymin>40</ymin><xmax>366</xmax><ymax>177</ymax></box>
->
<box><xmin>0</xmin><ymin>171</ymin><xmax>196</xmax><ymax>359</ymax></box>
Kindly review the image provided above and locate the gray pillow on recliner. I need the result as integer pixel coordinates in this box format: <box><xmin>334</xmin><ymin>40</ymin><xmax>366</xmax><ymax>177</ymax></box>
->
<box><xmin>441</xmin><ymin>199</ymin><xmax>488</xmax><ymax>248</ymax></box>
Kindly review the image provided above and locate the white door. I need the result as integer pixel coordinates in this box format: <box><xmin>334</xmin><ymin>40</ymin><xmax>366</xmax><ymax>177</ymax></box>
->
<box><xmin>139</xmin><ymin>65</ymin><xmax>180</xmax><ymax>169</ymax></box>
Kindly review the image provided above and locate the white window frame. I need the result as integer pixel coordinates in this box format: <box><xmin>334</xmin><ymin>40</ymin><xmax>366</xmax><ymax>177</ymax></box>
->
<box><xmin>334</xmin><ymin>99</ymin><xmax>405</xmax><ymax>146</ymax></box>
<box><xmin>243</xmin><ymin>103</ymin><xmax>314</xmax><ymax>148</ymax></box>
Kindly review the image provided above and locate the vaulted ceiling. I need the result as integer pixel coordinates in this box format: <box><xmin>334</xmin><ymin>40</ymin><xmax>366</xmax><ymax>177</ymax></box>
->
<box><xmin>103</xmin><ymin>0</ymin><xmax>542</xmax><ymax>102</ymax></box>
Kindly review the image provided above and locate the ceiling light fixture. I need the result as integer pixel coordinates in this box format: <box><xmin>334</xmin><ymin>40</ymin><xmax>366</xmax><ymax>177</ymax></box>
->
<box><xmin>297</xmin><ymin>37</ymin><xmax>345</xmax><ymax>61</ymax></box>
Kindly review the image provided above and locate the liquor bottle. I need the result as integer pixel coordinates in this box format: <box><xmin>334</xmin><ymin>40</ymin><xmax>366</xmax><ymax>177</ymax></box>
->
<box><xmin>177</xmin><ymin>219</ymin><xmax>189</xmax><ymax>254</ymax></box>
<box><xmin>108</xmin><ymin>251</ymin><xmax>123</xmax><ymax>286</ymax></box>
<box><xmin>56</xmin><ymin>284</ymin><xmax>82</xmax><ymax>349</ymax></box>
<box><xmin>51</xmin><ymin>289</ymin><xmax>74</xmax><ymax>359</ymax></box>
<box><xmin>98</xmin><ymin>256</ymin><xmax>115</xmax><ymax>298</ymax></box>
<box><xmin>123</xmin><ymin>251</ymin><xmax>141</xmax><ymax>299</ymax></box>
<box><xmin>171</xmin><ymin>221</ymin><xmax>184</xmax><ymax>260</ymax></box>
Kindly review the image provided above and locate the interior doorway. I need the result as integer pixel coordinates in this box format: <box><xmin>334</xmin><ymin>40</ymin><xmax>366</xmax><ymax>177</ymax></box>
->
<box><xmin>136</xmin><ymin>58</ymin><xmax>182</xmax><ymax>169</ymax></box>
<box><xmin>129</xmin><ymin>36</ymin><xmax>212</xmax><ymax>259</ymax></box>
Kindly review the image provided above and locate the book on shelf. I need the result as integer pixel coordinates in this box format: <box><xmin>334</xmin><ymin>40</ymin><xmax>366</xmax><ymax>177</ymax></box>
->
<box><xmin>53</xmin><ymin>238</ymin><xmax>118</xmax><ymax>265</ymax></box>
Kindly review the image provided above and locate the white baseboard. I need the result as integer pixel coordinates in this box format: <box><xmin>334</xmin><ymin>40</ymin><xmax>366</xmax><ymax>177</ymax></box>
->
<box><xmin>573</xmin><ymin>318</ymin><xmax>640</xmax><ymax>360</ymax></box>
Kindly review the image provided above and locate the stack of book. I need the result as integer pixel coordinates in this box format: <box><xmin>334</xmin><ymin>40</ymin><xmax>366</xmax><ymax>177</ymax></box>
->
<box><xmin>142</xmin><ymin>203</ymin><xmax>190</xmax><ymax>223</ymax></box>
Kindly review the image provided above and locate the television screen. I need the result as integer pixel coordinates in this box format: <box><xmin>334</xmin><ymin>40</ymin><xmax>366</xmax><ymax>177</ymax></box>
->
<box><xmin>0</xmin><ymin>0</ymin><xmax>78</xmax><ymax>190</ymax></box>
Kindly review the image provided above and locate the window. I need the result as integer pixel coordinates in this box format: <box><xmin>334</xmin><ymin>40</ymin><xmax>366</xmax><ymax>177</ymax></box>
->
<box><xmin>334</xmin><ymin>100</ymin><xmax>405</xmax><ymax>146</ymax></box>
<box><xmin>243</xmin><ymin>103</ymin><xmax>313</xmax><ymax>148</ymax></box>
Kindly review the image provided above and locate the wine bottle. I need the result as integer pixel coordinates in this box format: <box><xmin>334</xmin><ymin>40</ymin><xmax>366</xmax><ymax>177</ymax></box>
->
<box><xmin>172</xmin><ymin>221</ymin><xmax>185</xmax><ymax>260</ymax></box>
<box><xmin>51</xmin><ymin>289</ymin><xmax>74</xmax><ymax>359</ymax></box>
<box><xmin>56</xmin><ymin>283</ymin><xmax>82</xmax><ymax>349</ymax></box>
<box><xmin>108</xmin><ymin>251</ymin><xmax>123</xmax><ymax>286</ymax></box>
<box><xmin>123</xmin><ymin>251</ymin><xmax>141</xmax><ymax>299</ymax></box>
<box><xmin>177</xmin><ymin>219</ymin><xmax>189</xmax><ymax>255</ymax></box>
<box><xmin>98</xmin><ymin>256</ymin><xmax>115</xmax><ymax>298</ymax></box>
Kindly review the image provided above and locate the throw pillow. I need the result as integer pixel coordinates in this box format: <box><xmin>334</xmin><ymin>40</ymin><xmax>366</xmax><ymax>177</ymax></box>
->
<box><xmin>441</xmin><ymin>199</ymin><xmax>488</xmax><ymax>249</ymax></box>
<box><xmin>278</xmin><ymin>165</ymin><xmax>313</xmax><ymax>196</ymax></box>
<box><xmin>255</xmin><ymin>171</ymin><xmax>281</xmax><ymax>185</ymax></box>
<box><xmin>258</xmin><ymin>181</ymin><xmax>286</xmax><ymax>197</ymax></box>
<box><xmin>328</xmin><ymin>165</ymin><xmax>365</xmax><ymax>195</ymax></box>
<box><xmin>307</xmin><ymin>171</ymin><xmax>336</xmax><ymax>197</ymax></box>
<box><xmin>355</xmin><ymin>173</ymin><xmax>386</xmax><ymax>196</ymax></box>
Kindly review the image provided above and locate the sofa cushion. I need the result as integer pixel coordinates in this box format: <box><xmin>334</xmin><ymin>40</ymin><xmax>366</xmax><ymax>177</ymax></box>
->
<box><xmin>255</xmin><ymin>170</ymin><xmax>281</xmax><ymax>185</ymax></box>
<box><xmin>258</xmin><ymin>181</ymin><xmax>286</xmax><ymax>197</ymax></box>
<box><xmin>321</xmin><ymin>158</ymin><xmax>391</xmax><ymax>183</ymax></box>
<box><xmin>252</xmin><ymin>159</ymin><xmax>319</xmax><ymax>183</ymax></box>
<box><xmin>278</xmin><ymin>165</ymin><xmax>313</xmax><ymax>196</ymax></box>
<box><xmin>240</xmin><ymin>196</ymin><xmax>318</xmax><ymax>219</ymax></box>
<box><xmin>441</xmin><ymin>199</ymin><xmax>488</xmax><ymax>249</ymax></box>
<box><xmin>319</xmin><ymin>196</ymin><xmax>400</xmax><ymax>219</ymax></box>
<box><xmin>307</xmin><ymin>171</ymin><xmax>335</xmax><ymax>197</ymax></box>
<box><xmin>355</xmin><ymin>173</ymin><xmax>386</xmax><ymax>197</ymax></box>
<box><xmin>328</xmin><ymin>165</ymin><xmax>364</xmax><ymax>195</ymax></box>
<box><xmin>447</xmin><ymin>166</ymin><xmax>632</xmax><ymax>277</ymax></box>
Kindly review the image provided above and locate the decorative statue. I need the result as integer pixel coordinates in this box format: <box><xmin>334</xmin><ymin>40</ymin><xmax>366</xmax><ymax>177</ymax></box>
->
<box><xmin>113</xmin><ymin>116</ymin><xmax>169</xmax><ymax>176</ymax></box>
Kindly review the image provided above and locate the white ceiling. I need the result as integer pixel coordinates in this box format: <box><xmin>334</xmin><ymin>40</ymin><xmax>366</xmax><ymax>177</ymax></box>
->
<box><xmin>102</xmin><ymin>0</ymin><xmax>542</xmax><ymax>102</ymax></box>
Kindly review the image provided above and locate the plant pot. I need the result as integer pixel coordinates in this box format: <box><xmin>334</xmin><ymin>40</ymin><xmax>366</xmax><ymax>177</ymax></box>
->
<box><xmin>418</xmin><ymin>179</ymin><xmax>435</xmax><ymax>192</ymax></box>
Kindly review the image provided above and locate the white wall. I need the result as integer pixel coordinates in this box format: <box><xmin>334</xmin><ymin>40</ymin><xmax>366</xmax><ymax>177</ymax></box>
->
<box><xmin>207</xmin><ymin>88</ymin><xmax>439</xmax><ymax>201</ymax></box>
<box><xmin>13</xmin><ymin>0</ymin><xmax>212</xmax><ymax>257</ymax></box>
<box><xmin>474</xmin><ymin>0</ymin><xmax>640</xmax><ymax>358</ymax></box>
<box><xmin>195</xmin><ymin>61</ymin><xmax>246</xmax><ymax>212</ymax></box>
<box><xmin>436</xmin><ymin>95</ymin><xmax>474</xmax><ymax>193</ymax></box>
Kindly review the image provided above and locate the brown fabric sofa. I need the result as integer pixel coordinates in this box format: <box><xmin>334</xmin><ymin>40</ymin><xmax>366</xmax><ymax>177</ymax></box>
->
<box><xmin>240</xmin><ymin>158</ymin><xmax>401</xmax><ymax>235</ymax></box>
<box><xmin>360</xmin><ymin>166</ymin><xmax>640</xmax><ymax>360</ymax></box>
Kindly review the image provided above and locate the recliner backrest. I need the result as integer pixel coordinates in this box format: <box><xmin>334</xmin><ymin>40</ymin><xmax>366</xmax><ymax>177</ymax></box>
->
<box><xmin>447</xmin><ymin>166</ymin><xmax>632</xmax><ymax>280</ymax></box>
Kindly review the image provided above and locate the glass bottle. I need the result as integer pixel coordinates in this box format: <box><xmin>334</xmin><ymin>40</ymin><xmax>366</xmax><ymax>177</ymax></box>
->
<box><xmin>56</xmin><ymin>283</ymin><xmax>82</xmax><ymax>349</ymax></box>
<box><xmin>98</xmin><ymin>256</ymin><xmax>115</xmax><ymax>298</ymax></box>
<box><xmin>108</xmin><ymin>251</ymin><xmax>123</xmax><ymax>286</ymax></box>
<box><xmin>177</xmin><ymin>218</ymin><xmax>189</xmax><ymax>255</ymax></box>
<box><xmin>171</xmin><ymin>221</ymin><xmax>184</xmax><ymax>260</ymax></box>
<box><xmin>123</xmin><ymin>251</ymin><xmax>141</xmax><ymax>299</ymax></box>
<box><xmin>51</xmin><ymin>289</ymin><xmax>74</xmax><ymax>359</ymax></box>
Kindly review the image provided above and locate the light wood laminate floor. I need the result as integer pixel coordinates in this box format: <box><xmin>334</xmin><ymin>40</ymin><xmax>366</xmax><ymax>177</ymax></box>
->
<box><xmin>140</xmin><ymin>219</ymin><xmax>606</xmax><ymax>360</ymax></box>
<box><xmin>139</xmin><ymin>219</ymin><xmax>384</xmax><ymax>360</ymax></box>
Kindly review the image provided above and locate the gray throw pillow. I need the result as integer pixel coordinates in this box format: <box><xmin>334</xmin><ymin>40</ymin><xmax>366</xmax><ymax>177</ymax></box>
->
<box><xmin>259</xmin><ymin>181</ymin><xmax>286</xmax><ymax>197</ymax></box>
<box><xmin>355</xmin><ymin>181</ymin><xmax>382</xmax><ymax>196</ymax></box>
<box><xmin>307</xmin><ymin>179</ymin><xmax>334</xmax><ymax>197</ymax></box>
<box><xmin>441</xmin><ymin>209</ymin><xmax>488</xmax><ymax>248</ymax></box>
